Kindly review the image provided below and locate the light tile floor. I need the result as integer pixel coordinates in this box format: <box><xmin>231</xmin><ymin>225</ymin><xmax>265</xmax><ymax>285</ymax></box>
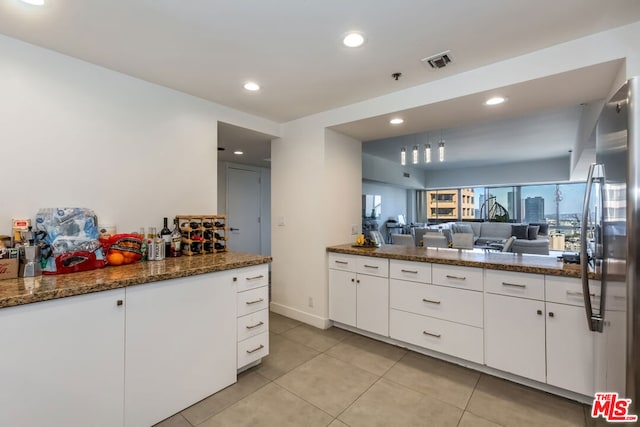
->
<box><xmin>156</xmin><ymin>312</ymin><xmax>596</xmax><ymax>427</ymax></box>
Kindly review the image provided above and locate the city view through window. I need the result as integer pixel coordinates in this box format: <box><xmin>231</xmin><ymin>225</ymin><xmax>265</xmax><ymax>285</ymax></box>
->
<box><xmin>423</xmin><ymin>183</ymin><xmax>587</xmax><ymax>251</ymax></box>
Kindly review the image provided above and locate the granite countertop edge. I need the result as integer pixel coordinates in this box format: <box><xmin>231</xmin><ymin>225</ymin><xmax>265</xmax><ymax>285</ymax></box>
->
<box><xmin>0</xmin><ymin>253</ymin><xmax>272</xmax><ymax>309</ymax></box>
<box><xmin>326</xmin><ymin>244</ymin><xmax>596</xmax><ymax>279</ymax></box>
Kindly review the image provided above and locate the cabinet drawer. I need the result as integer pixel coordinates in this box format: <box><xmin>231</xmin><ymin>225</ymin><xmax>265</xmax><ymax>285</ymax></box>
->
<box><xmin>390</xmin><ymin>309</ymin><xmax>484</xmax><ymax>364</ymax></box>
<box><xmin>485</xmin><ymin>270</ymin><xmax>544</xmax><ymax>300</ymax></box>
<box><xmin>237</xmin><ymin>309</ymin><xmax>269</xmax><ymax>342</ymax></box>
<box><xmin>390</xmin><ymin>260</ymin><xmax>431</xmax><ymax>283</ymax></box>
<box><xmin>238</xmin><ymin>332</ymin><xmax>269</xmax><ymax>368</ymax></box>
<box><xmin>236</xmin><ymin>265</ymin><xmax>269</xmax><ymax>292</ymax></box>
<box><xmin>328</xmin><ymin>253</ymin><xmax>356</xmax><ymax>272</ymax></box>
<box><xmin>432</xmin><ymin>264</ymin><xmax>483</xmax><ymax>291</ymax></box>
<box><xmin>390</xmin><ymin>279</ymin><xmax>483</xmax><ymax>327</ymax></box>
<box><xmin>237</xmin><ymin>286</ymin><xmax>269</xmax><ymax>317</ymax></box>
<box><xmin>545</xmin><ymin>276</ymin><xmax>601</xmax><ymax>307</ymax></box>
<box><xmin>356</xmin><ymin>256</ymin><xmax>389</xmax><ymax>277</ymax></box>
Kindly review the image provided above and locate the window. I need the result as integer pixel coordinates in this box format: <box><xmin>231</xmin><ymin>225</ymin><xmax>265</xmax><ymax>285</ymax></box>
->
<box><xmin>417</xmin><ymin>182</ymin><xmax>587</xmax><ymax>250</ymax></box>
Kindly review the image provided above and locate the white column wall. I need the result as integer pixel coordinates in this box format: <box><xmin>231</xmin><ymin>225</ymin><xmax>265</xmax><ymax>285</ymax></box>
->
<box><xmin>0</xmin><ymin>34</ymin><xmax>279</xmax><ymax>232</ymax></box>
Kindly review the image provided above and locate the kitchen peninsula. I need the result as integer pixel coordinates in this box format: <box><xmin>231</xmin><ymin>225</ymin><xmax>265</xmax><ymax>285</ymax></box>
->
<box><xmin>0</xmin><ymin>252</ymin><xmax>271</xmax><ymax>427</ymax></box>
<box><xmin>326</xmin><ymin>244</ymin><xmax>623</xmax><ymax>403</ymax></box>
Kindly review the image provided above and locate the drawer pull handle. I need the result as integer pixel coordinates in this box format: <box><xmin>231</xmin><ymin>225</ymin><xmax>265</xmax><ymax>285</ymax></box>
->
<box><xmin>422</xmin><ymin>331</ymin><xmax>441</xmax><ymax>338</ymax></box>
<box><xmin>246</xmin><ymin>344</ymin><xmax>265</xmax><ymax>354</ymax></box>
<box><xmin>446</xmin><ymin>275</ymin><xmax>466</xmax><ymax>280</ymax></box>
<box><xmin>566</xmin><ymin>290</ymin><xmax>598</xmax><ymax>298</ymax></box>
<box><xmin>422</xmin><ymin>298</ymin><xmax>441</xmax><ymax>305</ymax></box>
<box><xmin>363</xmin><ymin>264</ymin><xmax>379</xmax><ymax>269</ymax></box>
<box><xmin>334</xmin><ymin>260</ymin><xmax>349</xmax><ymax>265</ymax></box>
<box><xmin>246</xmin><ymin>321</ymin><xmax>265</xmax><ymax>330</ymax></box>
<box><xmin>502</xmin><ymin>282</ymin><xmax>526</xmax><ymax>288</ymax></box>
<box><xmin>401</xmin><ymin>269</ymin><xmax>418</xmax><ymax>274</ymax></box>
<box><xmin>246</xmin><ymin>298</ymin><xmax>265</xmax><ymax>305</ymax></box>
<box><xmin>246</xmin><ymin>275</ymin><xmax>264</xmax><ymax>281</ymax></box>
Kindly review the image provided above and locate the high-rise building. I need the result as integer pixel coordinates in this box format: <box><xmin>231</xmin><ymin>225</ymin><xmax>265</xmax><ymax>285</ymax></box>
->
<box><xmin>524</xmin><ymin>196</ymin><xmax>545</xmax><ymax>223</ymax></box>
<box><xmin>427</xmin><ymin>188</ymin><xmax>475</xmax><ymax>220</ymax></box>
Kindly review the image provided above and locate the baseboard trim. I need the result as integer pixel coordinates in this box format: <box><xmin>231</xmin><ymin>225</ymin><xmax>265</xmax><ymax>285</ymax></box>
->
<box><xmin>269</xmin><ymin>302</ymin><xmax>331</xmax><ymax>329</ymax></box>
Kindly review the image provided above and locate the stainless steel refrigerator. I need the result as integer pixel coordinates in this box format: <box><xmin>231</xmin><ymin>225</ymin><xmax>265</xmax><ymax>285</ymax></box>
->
<box><xmin>581</xmin><ymin>76</ymin><xmax>639</xmax><ymax>414</ymax></box>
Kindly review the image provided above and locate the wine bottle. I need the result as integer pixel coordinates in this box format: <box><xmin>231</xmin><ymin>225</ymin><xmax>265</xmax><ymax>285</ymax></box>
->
<box><xmin>160</xmin><ymin>217</ymin><xmax>172</xmax><ymax>256</ymax></box>
<box><xmin>170</xmin><ymin>218</ymin><xmax>181</xmax><ymax>257</ymax></box>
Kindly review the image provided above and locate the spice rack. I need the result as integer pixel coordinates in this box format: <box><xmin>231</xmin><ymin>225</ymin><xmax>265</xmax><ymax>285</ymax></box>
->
<box><xmin>176</xmin><ymin>215</ymin><xmax>227</xmax><ymax>256</ymax></box>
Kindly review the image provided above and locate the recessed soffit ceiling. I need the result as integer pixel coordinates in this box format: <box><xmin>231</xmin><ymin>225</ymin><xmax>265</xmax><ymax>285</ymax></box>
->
<box><xmin>335</xmin><ymin>59</ymin><xmax>623</xmax><ymax>171</ymax></box>
<box><xmin>1</xmin><ymin>0</ymin><xmax>639</xmax><ymax>124</ymax></box>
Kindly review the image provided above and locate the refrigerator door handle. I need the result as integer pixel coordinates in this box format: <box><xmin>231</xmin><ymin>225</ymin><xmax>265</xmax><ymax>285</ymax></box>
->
<box><xmin>581</xmin><ymin>163</ymin><xmax>605</xmax><ymax>332</ymax></box>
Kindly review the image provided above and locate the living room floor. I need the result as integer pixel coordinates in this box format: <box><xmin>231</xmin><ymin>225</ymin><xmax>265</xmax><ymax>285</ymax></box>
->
<box><xmin>155</xmin><ymin>312</ymin><xmax>603</xmax><ymax>427</ymax></box>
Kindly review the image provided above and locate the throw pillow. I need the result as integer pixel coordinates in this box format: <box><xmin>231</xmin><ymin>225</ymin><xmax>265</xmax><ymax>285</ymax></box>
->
<box><xmin>511</xmin><ymin>224</ymin><xmax>528</xmax><ymax>240</ymax></box>
<box><xmin>453</xmin><ymin>223</ymin><xmax>474</xmax><ymax>235</ymax></box>
<box><xmin>527</xmin><ymin>225</ymin><xmax>540</xmax><ymax>240</ymax></box>
<box><xmin>530</xmin><ymin>222</ymin><xmax>549</xmax><ymax>235</ymax></box>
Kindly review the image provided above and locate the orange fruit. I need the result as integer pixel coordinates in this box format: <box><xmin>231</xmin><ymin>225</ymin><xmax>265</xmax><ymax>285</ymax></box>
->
<box><xmin>107</xmin><ymin>252</ymin><xmax>124</xmax><ymax>266</ymax></box>
<box><xmin>122</xmin><ymin>251</ymin><xmax>137</xmax><ymax>264</ymax></box>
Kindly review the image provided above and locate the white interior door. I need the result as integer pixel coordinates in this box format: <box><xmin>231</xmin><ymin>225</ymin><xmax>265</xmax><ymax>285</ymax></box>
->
<box><xmin>227</xmin><ymin>167</ymin><xmax>261</xmax><ymax>254</ymax></box>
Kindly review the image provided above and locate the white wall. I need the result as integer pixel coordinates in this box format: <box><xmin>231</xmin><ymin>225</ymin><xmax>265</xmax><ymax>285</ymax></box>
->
<box><xmin>362</xmin><ymin>181</ymin><xmax>408</xmax><ymax>239</ymax></box>
<box><xmin>270</xmin><ymin>126</ymin><xmax>361</xmax><ymax>327</ymax></box>
<box><xmin>0</xmin><ymin>34</ymin><xmax>279</xmax><ymax>233</ymax></box>
<box><xmin>424</xmin><ymin>157</ymin><xmax>571</xmax><ymax>189</ymax></box>
<box><xmin>362</xmin><ymin>153</ymin><xmax>426</xmax><ymax>189</ymax></box>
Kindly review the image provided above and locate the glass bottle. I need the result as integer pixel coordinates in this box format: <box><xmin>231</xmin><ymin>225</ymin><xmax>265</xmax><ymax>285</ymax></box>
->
<box><xmin>170</xmin><ymin>218</ymin><xmax>181</xmax><ymax>257</ymax></box>
<box><xmin>160</xmin><ymin>217</ymin><xmax>172</xmax><ymax>256</ymax></box>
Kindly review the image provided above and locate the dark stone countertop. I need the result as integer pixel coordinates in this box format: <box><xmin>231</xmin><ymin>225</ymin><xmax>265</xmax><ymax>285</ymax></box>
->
<box><xmin>327</xmin><ymin>244</ymin><xmax>596</xmax><ymax>279</ymax></box>
<box><xmin>0</xmin><ymin>251</ymin><xmax>271</xmax><ymax>309</ymax></box>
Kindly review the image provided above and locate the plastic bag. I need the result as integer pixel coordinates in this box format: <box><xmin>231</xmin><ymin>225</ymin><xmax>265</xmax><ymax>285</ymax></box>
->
<box><xmin>35</xmin><ymin>208</ymin><xmax>106</xmax><ymax>274</ymax></box>
<box><xmin>100</xmin><ymin>234</ymin><xmax>143</xmax><ymax>266</ymax></box>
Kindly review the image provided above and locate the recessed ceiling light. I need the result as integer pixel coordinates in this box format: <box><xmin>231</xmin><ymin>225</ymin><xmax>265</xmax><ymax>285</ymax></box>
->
<box><xmin>485</xmin><ymin>96</ymin><xmax>506</xmax><ymax>106</ymax></box>
<box><xmin>233</xmin><ymin>150</ymin><xmax>244</xmax><ymax>155</ymax></box>
<box><xmin>243</xmin><ymin>82</ymin><xmax>260</xmax><ymax>91</ymax></box>
<box><xmin>343</xmin><ymin>32</ymin><xmax>365</xmax><ymax>48</ymax></box>
<box><xmin>19</xmin><ymin>0</ymin><xmax>45</xmax><ymax>5</ymax></box>
<box><xmin>390</xmin><ymin>118</ymin><xmax>404</xmax><ymax>125</ymax></box>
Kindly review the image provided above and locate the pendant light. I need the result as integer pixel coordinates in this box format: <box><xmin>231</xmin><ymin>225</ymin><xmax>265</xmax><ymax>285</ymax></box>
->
<box><xmin>438</xmin><ymin>130</ymin><xmax>445</xmax><ymax>162</ymax></box>
<box><xmin>412</xmin><ymin>145</ymin><xmax>419</xmax><ymax>164</ymax></box>
<box><xmin>424</xmin><ymin>133</ymin><xmax>431</xmax><ymax>163</ymax></box>
<box><xmin>400</xmin><ymin>147</ymin><xmax>406</xmax><ymax>166</ymax></box>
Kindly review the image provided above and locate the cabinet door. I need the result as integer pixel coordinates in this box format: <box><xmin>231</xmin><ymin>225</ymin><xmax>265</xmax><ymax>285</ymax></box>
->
<box><xmin>484</xmin><ymin>293</ymin><xmax>545</xmax><ymax>382</ymax></box>
<box><xmin>329</xmin><ymin>269</ymin><xmax>356</xmax><ymax>327</ymax></box>
<box><xmin>0</xmin><ymin>289</ymin><xmax>125</xmax><ymax>427</ymax></box>
<box><xmin>594</xmin><ymin>310</ymin><xmax>626</xmax><ymax>395</ymax></box>
<box><xmin>546</xmin><ymin>302</ymin><xmax>595</xmax><ymax>395</ymax></box>
<box><xmin>125</xmin><ymin>272</ymin><xmax>236</xmax><ymax>427</ymax></box>
<box><xmin>357</xmin><ymin>274</ymin><xmax>389</xmax><ymax>336</ymax></box>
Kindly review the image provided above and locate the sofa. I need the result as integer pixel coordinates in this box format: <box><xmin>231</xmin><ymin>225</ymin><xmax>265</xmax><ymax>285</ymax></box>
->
<box><xmin>450</xmin><ymin>222</ymin><xmax>550</xmax><ymax>255</ymax></box>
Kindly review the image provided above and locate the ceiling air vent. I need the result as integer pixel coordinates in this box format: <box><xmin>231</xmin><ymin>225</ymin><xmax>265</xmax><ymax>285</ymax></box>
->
<box><xmin>421</xmin><ymin>50</ymin><xmax>453</xmax><ymax>70</ymax></box>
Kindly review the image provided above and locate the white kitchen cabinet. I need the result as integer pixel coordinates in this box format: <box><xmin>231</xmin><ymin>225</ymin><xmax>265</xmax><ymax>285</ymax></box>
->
<box><xmin>0</xmin><ymin>289</ymin><xmax>125</xmax><ymax>427</ymax></box>
<box><xmin>356</xmin><ymin>273</ymin><xmax>389</xmax><ymax>336</ymax></box>
<box><xmin>329</xmin><ymin>268</ymin><xmax>357</xmax><ymax>327</ymax></box>
<box><xmin>546</xmin><ymin>302</ymin><xmax>596</xmax><ymax>395</ymax></box>
<box><xmin>328</xmin><ymin>254</ymin><xmax>389</xmax><ymax>336</ymax></box>
<box><xmin>390</xmin><ymin>308</ymin><xmax>484</xmax><ymax>363</ymax></box>
<box><xmin>484</xmin><ymin>293</ymin><xmax>546</xmax><ymax>383</ymax></box>
<box><xmin>236</xmin><ymin>265</ymin><xmax>270</xmax><ymax>370</ymax></box>
<box><xmin>124</xmin><ymin>272</ymin><xmax>236</xmax><ymax>427</ymax></box>
<box><xmin>595</xmin><ymin>309</ymin><xmax>627</xmax><ymax>395</ymax></box>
